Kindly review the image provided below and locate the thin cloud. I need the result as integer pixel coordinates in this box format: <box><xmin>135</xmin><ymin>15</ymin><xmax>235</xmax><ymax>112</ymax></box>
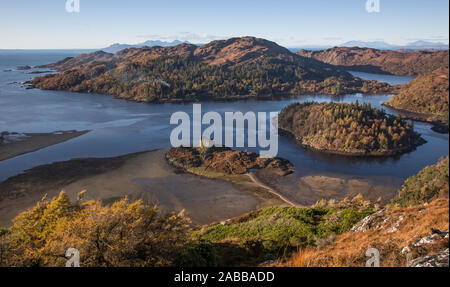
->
<box><xmin>403</xmin><ymin>36</ymin><xmax>449</xmax><ymax>43</ymax></box>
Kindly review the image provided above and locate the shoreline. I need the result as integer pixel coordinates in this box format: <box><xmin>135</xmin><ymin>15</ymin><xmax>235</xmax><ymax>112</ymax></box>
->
<box><xmin>278</xmin><ymin>128</ymin><xmax>426</xmax><ymax>157</ymax></box>
<box><xmin>24</xmin><ymin>85</ymin><xmax>396</xmax><ymax>104</ymax></box>
<box><xmin>26</xmin><ymin>74</ymin><xmax>395</xmax><ymax>104</ymax></box>
<box><xmin>0</xmin><ymin>147</ymin><xmax>401</xmax><ymax>227</ymax></box>
<box><xmin>0</xmin><ymin>130</ymin><xmax>90</xmax><ymax>162</ymax></box>
<box><xmin>0</xmin><ymin>149</ymin><xmax>283</xmax><ymax>227</ymax></box>
<box><xmin>381</xmin><ymin>103</ymin><xmax>449</xmax><ymax>133</ymax></box>
<box><xmin>164</xmin><ymin>147</ymin><xmax>298</xmax><ymax>206</ymax></box>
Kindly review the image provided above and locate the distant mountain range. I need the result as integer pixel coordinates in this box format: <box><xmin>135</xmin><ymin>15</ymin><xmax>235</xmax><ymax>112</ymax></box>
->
<box><xmin>102</xmin><ymin>40</ymin><xmax>193</xmax><ymax>53</ymax></box>
<box><xmin>338</xmin><ymin>40</ymin><xmax>449</xmax><ymax>51</ymax></box>
<box><xmin>102</xmin><ymin>39</ymin><xmax>448</xmax><ymax>54</ymax></box>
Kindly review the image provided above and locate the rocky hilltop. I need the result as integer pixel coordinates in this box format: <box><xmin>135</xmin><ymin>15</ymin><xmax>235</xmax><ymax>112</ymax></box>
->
<box><xmin>29</xmin><ymin>37</ymin><xmax>391</xmax><ymax>102</ymax></box>
<box><xmin>193</xmin><ymin>37</ymin><xmax>293</xmax><ymax>66</ymax></box>
<box><xmin>384</xmin><ymin>67</ymin><xmax>449</xmax><ymax>127</ymax></box>
<box><xmin>297</xmin><ymin>47</ymin><xmax>449</xmax><ymax>76</ymax></box>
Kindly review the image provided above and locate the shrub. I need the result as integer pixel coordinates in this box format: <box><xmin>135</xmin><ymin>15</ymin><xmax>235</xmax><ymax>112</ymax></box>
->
<box><xmin>392</xmin><ymin>156</ymin><xmax>449</xmax><ymax>207</ymax></box>
<box><xmin>0</xmin><ymin>228</ymin><xmax>8</xmax><ymax>237</ymax></box>
<box><xmin>0</xmin><ymin>191</ymin><xmax>195</xmax><ymax>267</ymax></box>
<box><xmin>195</xmin><ymin>205</ymin><xmax>372</xmax><ymax>255</ymax></box>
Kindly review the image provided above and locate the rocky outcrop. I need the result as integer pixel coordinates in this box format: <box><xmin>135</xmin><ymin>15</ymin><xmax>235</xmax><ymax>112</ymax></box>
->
<box><xmin>350</xmin><ymin>209</ymin><xmax>386</xmax><ymax>232</ymax></box>
<box><xmin>352</xmin><ymin>209</ymin><xmax>450</xmax><ymax>267</ymax></box>
<box><xmin>350</xmin><ymin>209</ymin><xmax>408</xmax><ymax>234</ymax></box>
<box><xmin>401</xmin><ymin>229</ymin><xmax>449</xmax><ymax>265</ymax></box>
<box><xmin>17</xmin><ymin>65</ymin><xmax>32</xmax><ymax>70</ymax></box>
<box><xmin>408</xmin><ymin>248</ymin><xmax>449</xmax><ymax>267</ymax></box>
<box><xmin>413</xmin><ymin>229</ymin><xmax>449</xmax><ymax>247</ymax></box>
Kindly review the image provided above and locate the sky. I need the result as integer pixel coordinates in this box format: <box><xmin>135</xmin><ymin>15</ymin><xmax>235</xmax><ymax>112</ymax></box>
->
<box><xmin>0</xmin><ymin>0</ymin><xmax>448</xmax><ymax>49</ymax></box>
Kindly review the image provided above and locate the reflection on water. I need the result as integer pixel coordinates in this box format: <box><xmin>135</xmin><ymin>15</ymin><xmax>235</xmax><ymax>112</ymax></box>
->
<box><xmin>348</xmin><ymin>71</ymin><xmax>415</xmax><ymax>86</ymax></box>
<box><xmin>0</xmin><ymin>52</ymin><xmax>448</xmax><ymax>187</ymax></box>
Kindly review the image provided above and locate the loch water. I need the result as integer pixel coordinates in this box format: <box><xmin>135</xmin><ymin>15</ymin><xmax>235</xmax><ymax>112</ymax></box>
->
<box><xmin>0</xmin><ymin>51</ymin><xmax>447</xmax><ymax>190</ymax></box>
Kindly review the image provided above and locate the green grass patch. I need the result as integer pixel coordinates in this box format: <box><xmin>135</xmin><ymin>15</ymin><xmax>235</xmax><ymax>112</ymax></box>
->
<box><xmin>194</xmin><ymin>206</ymin><xmax>372</xmax><ymax>255</ymax></box>
<box><xmin>188</xmin><ymin>167</ymin><xmax>248</xmax><ymax>183</ymax></box>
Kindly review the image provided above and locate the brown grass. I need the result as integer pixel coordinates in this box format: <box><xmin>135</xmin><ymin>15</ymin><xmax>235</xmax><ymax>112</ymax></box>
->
<box><xmin>283</xmin><ymin>198</ymin><xmax>449</xmax><ymax>267</ymax></box>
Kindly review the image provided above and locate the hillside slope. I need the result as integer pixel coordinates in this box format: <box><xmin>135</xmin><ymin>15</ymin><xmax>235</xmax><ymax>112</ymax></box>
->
<box><xmin>384</xmin><ymin>67</ymin><xmax>449</xmax><ymax>125</ymax></box>
<box><xmin>284</xmin><ymin>157</ymin><xmax>449</xmax><ymax>267</ymax></box>
<box><xmin>297</xmin><ymin>47</ymin><xmax>449</xmax><ymax>76</ymax></box>
<box><xmin>29</xmin><ymin>37</ymin><xmax>391</xmax><ymax>102</ymax></box>
<box><xmin>392</xmin><ymin>156</ymin><xmax>449</xmax><ymax>207</ymax></box>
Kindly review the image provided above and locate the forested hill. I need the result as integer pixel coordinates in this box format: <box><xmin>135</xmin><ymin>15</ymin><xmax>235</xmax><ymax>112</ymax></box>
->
<box><xmin>384</xmin><ymin>67</ymin><xmax>449</xmax><ymax>125</ymax></box>
<box><xmin>29</xmin><ymin>37</ymin><xmax>391</xmax><ymax>102</ymax></box>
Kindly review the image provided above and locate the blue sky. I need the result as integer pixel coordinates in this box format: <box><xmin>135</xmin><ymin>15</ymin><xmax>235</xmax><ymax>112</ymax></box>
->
<box><xmin>0</xmin><ymin>0</ymin><xmax>448</xmax><ymax>49</ymax></box>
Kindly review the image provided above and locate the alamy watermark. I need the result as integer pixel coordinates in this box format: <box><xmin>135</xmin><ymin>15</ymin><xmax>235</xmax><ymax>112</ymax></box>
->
<box><xmin>366</xmin><ymin>0</ymin><xmax>380</xmax><ymax>13</ymax></box>
<box><xmin>65</xmin><ymin>248</ymin><xmax>80</xmax><ymax>267</ymax></box>
<box><xmin>366</xmin><ymin>247</ymin><xmax>413</xmax><ymax>267</ymax></box>
<box><xmin>169</xmin><ymin>104</ymin><xmax>279</xmax><ymax>158</ymax></box>
<box><xmin>365</xmin><ymin>248</ymin><xmax>380</xmax><ymax>267</ymax></box>
<box><xmin>66</xmin><ymin>0</ymin><xmax>80</xmax><ymax>13</ymax></box>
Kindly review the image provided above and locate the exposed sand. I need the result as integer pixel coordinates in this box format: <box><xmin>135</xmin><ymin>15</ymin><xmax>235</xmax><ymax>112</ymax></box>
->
<box><xmin>0</xmin><ymin>149</ymin><xmax>283</xmax><ymax>226</ymax></box>
<box><xmin>253</xmin><ymin>169</ymin><xmax>399</xmax><ymax>206</ymax></box>
<box><xmin>0</xmin><ymin>130</ymin><xmax>89</xmax><ymax>161</ymax></box>
<box><xmin>0</xmin><ymin>148</ymin><xmax>401</xmax><ymax>227</ymax></box>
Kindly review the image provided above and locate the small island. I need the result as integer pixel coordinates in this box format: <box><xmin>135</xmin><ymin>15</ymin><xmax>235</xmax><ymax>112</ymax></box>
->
<box><xmin>278</xmin><ymin>101</ymin><xmax>425</xmax><ymax>156</ymax></box>
<box><xmin>166</xmin><ymin>146</ymin><xmax>294</xmax><ymax>177</ymax></box>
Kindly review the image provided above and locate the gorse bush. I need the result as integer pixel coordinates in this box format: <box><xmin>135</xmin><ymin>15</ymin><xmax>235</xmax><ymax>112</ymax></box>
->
<box><xmin>0</xmin><ymin>190</ymin><xmax>374</xmax><ymax>266</ymax></box>
<box><xmin>0</xmin><ymin>228</ymin><xmax>8</xmax><ymax>236</ymax></box>
<box><xmin>0</xmin><ymin>191</ymin><xmax>217</xmax><ymax>267</ymax></box>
